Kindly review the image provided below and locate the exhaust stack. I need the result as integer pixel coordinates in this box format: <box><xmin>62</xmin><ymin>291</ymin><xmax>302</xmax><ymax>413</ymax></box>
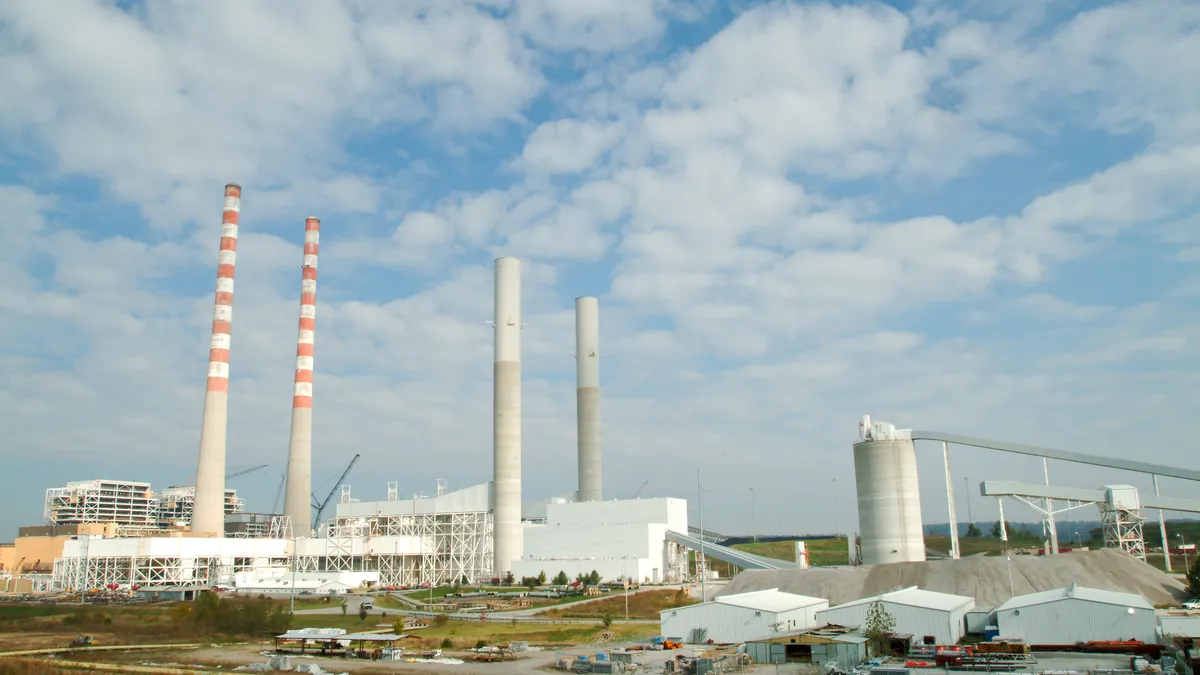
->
<box><xmin>493</xmin><ymin>257</ymin><xmax>523</xmax><ymax>574</ymax></box>
<box><xmin>575</xmin><ymin>297</ymin><xmax>602</xmax><ymax>502</ymax></box>
<box><xmin>283</xmin><ymin>217</ymin><xmax>320</xmax><ymax>537</ymax></box>
<box><xmin>192</xmin><ymin>183</ymin><xmax>241</xmax><ymax>535</ymax></box>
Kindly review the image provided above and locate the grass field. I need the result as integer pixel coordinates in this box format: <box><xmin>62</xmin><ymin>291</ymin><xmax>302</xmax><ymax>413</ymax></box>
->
<box><xmin>731</xmin><ymin>538</ymin><xmax>851</xmax><ymax>566</ymax></box>
<box><xmin>539</xmin><ymin>589</ymin><xmax>695</xmax><ymax>620</ymax></box>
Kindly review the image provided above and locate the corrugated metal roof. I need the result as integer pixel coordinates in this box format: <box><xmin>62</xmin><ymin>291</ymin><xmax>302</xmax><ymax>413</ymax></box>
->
<box><xmin>278</xmin><ymin>628</ymin><xmax>347</xmax><ymax>640</ymax></box>
<box><xmin>714</xmin><ymin>588</ymin><xmax>828</xmax><ymax>612</ymax></box>
<box><xmin>995</xmin><ymin>584</ymin><xmax>1153</xmax><ymax>612</ymax></box>
<box><xmin>829</xmin><ymin>586</ymin><xmax>974</xmax><ymax>612</ymax></box>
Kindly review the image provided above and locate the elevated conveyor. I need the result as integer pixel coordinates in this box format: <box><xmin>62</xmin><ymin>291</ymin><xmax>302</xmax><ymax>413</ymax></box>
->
<box><xmin>666</xmin><ymin>530</ymin><xmax>796</xmax><ymax>570</ymax></box>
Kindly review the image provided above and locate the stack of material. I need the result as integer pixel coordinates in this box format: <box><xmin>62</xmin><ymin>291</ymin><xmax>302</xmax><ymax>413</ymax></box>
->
<box><xmin>719</xmin><ymin>549</ymin><xmax>1185</xmax><ymax>606</ymax></box>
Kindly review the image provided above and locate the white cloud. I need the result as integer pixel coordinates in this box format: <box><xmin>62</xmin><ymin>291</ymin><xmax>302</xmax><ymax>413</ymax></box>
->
<box><xmin>0</xmin><ymin>1</ymin><xmax>1198</xmax><ymax>537</ymax></box>
<box><xmin>517</xmin><ymin>119</ymin><xmax>622</xmax><ymax>175</ymax></box>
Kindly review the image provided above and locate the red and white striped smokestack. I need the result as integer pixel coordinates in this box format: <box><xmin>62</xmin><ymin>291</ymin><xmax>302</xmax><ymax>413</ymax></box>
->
<box><xmin>192</xmin><ymin>183</ymin><xmax>241</xmax><ymax>536</ymax></box>
<box><xmin>283</xmin><ymin>217</ymin><xmax>319</xmax><ymax>537</ymax></box>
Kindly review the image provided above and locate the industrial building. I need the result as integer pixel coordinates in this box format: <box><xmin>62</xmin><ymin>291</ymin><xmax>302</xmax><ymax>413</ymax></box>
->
<box><xmin>815</xmin><ymin>587</ymin><xmax>974</xmax><ymax>645</ymax></box>
<box><xmin>511</xmin><ymin>498</ymin><xmax>689</xmax><ymax>584</ymax></box>
<box><xmin>43</xmin><ymin>480</ymin><xmax>243</xmax><ymax>535</ymax></box>
<box><xmin>744</xmin><ymin>627</ymin><xmax>868</xmax><ymax>668</ymax></box>
<box><xmin>661</xmin><ymin>589</ymin><xmax>828</xmax><ymax>644</ymax></box>
<box><xmin>994</xmin><ymin>584</ymin><xmax>1157</xmax><ymax>645</ymax></box>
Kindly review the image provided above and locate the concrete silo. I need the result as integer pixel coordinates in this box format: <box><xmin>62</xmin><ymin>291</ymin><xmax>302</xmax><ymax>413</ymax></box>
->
<box><xmin>854</xmin><ymin>416</ymin><xmax>926</xmax><ymax>564</ymax></box>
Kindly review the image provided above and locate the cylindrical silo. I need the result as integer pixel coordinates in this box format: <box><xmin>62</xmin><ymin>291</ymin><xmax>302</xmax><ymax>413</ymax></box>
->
<box><xmin>853</xmin><ymin>438</ymin><xmax>926</xmax><ymax>564</ymax></box>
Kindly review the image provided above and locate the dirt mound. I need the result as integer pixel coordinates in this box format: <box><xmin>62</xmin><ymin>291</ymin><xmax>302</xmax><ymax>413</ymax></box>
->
<box><xmin>719</xmin><ymin>549</ymin><xmax>1185</xmax><ymax>606</ymax></box>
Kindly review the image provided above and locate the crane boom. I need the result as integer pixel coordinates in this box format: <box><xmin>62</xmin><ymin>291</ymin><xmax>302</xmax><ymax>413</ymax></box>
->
<box><xmin>312</xmin><ymin>454</ymin><xmax>360</xmax><ymax>531</ymax></box>
<box><xmin>226</xmin><ymin>464</ymin><xmax>268</xmax><ymax>480</ymax></box>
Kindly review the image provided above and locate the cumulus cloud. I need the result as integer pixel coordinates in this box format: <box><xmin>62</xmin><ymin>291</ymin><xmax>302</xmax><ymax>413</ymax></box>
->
<box><xmin>0</xmin><ymin>0</ymin><xmax>1197</xmax><ymax>537</ymax></box>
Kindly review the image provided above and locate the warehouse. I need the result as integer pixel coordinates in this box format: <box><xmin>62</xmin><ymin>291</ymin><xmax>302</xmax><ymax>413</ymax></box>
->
<box><xmin>995</xmin><ymin>584</ymin><xmax>1156</xmax><ymax>645</ymax></box>
<box><xmin>745</xmin><ymin>627</ymin><xmax>868</xmax><ymax>668</ymax></box>
<box><xmin>815</xmin><ymin>587</ymin><xmax>974</xmax><ymax>645</ymax></box>
<box><xmin>661</xmin><ymin>589</ymin><xmax>829</xmax><ymax>644</ymax></box>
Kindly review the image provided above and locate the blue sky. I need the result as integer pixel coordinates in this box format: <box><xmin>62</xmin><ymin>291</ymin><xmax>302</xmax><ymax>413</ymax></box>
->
<box><xmin>1</xmin><ymin>0</ymin><xmax>1198</xmax><ymax>541</ymax></box>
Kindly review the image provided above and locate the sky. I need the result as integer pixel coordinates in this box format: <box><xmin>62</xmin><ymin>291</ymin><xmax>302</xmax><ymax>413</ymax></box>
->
<box><xmin>0</xmin><ymin>0</ymin><xmax>1198</xmax><ymax>542</ymax></box>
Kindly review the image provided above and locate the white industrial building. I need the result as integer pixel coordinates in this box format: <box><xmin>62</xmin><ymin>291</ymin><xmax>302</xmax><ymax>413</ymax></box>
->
<box><xmin>510</xmin><ymin>498</ymin><xmax>688</xmax><ymax>584</ymax></box>
<box><xmin>995</xmin><ymin>584</ymin><xmax>1157</xmax><ymax>645</ymax></box>
<box><xmin>816</xmin><ymin>587</ymin><xmax>975</xmax><ymax>645</ymax></box>
<box><xmin>50</xmin><ymin>481</ymin><xmax>489</xmax><ymax>591</ymax></box>
<box><xmin>661</xmin><ymin>589</ymin><xmax>829</xmax><ymax>644</ymax></box>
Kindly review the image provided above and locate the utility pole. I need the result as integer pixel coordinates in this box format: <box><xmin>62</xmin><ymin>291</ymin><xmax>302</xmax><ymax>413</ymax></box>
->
<box><xmin>697</xmin><ymin>469</ymin><xmax>706</xmax><ymax>603</ymax></box>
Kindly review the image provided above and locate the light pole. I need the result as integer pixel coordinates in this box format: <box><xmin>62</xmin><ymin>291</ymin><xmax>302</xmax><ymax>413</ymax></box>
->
<box><xmin>832</xmin><ymin>478</ymin><xmax>841</xmax><ymax>536</ymax></box>
<box><xmin>750</xmin><ymin>488</ymin><xmax>756</xmax><ymax>544</ymax></box>
<box><xmin>289</xmin><ymin>535</ymin><xmax>298</xmax><ymax>614</ymax></box>
<box><xmin>623</xmin><ymin>556</ymin><xmax>629</xmax><ymax>620</ymax></box>
<box><xmin>1074</xmin><ymin>531</ymin><xmax>1082</xmax><ymax>548</ymax></box>
<box><xmin>1179</xmin><ymin>534</ymin><xmax>1189</xmax><ymax>573</ymax></box>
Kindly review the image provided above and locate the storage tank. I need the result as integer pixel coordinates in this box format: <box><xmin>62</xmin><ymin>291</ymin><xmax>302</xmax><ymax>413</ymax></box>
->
<box><xmin>854</xmin><ymin>429</ymin><xmax>926</xmax><ymax>564</ymax></box>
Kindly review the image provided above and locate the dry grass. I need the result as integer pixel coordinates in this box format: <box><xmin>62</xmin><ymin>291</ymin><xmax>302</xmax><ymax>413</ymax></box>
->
<box><xmin>0</xmin><ymin>660</ymin><xmax>75</xmax><ymax>675</ymax></box>
<box><xmin>539</xmin><ymin>589</ymin><xmax>695</xmax><ymax>620</ymax></box>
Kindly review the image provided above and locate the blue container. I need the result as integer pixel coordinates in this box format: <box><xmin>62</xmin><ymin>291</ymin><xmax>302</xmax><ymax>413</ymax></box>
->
<box><xmin>597</xmin><ymin>653</ymin><xmax>608</xmax><ymax>661</ymax></box>
<box><xmin>984</xmin><ymin>626</ymin><xmax>1000</xmax><ymax>641</ymax></box>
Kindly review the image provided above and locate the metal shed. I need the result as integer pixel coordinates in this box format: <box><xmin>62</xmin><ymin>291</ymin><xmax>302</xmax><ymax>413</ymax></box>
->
<box><xmin>745</xmin><ymin>627</ymin><xmax>868</xmax><ymax>668</ymax></box>
<box><xmin>995</xmin><ymin>584</ymin><xmax>1156</xmax><ymax>645</ymax></box>
<box><xmin>1159</xmin><ymin>613</ymin><xmax>1200</xmax><ymax>640</ymax></box>
<box><xmin>815</xmin><ymin>587</ymin><xmax>975</xmax><ymax>645</ymax></box>
<box><xmin>660</xmin><ymin>588</ymin><xmax>829</xmax><ymax>644</ymax></box>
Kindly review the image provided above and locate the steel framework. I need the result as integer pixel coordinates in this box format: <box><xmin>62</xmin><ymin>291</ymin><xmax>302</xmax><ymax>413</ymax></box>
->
<box><xmin>1101</xmin><ymin>502</ymin><xmax>1147</xmax><ymax>559</ymax></box>
<box><xmin>51</xmin><ymin>551</ymin><xmax>289</xmax><ymax>590</ymax></box>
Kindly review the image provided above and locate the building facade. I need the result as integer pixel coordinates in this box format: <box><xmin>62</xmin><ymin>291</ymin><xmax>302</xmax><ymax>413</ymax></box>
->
<box><xmin>995</xmin><ymin>584</ymin><xmax>1157</xmax><ymax>645</ymax></box>
<box><xmin>662</xmin><ymin>589</ymin><xmax>829</xmax><ymax>644</ymax></box>
<box><xmin>815</xmin><ymin>587</ymin><xmax>975</xmax><ymax>645</ymax></box>
<box><xmin>511</xmin><ymin>498</ymin><xmax>688</xmax><ymax>584</ymax></box>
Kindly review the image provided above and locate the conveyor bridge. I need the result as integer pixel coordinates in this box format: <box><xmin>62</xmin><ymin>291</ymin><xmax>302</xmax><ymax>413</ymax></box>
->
<box><xmin>665</xmin><ymin>530</ymin><xmax>796</xmax><ymax>571</ymax></box>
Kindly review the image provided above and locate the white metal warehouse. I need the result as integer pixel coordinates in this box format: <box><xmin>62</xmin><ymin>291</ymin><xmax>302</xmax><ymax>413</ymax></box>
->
<box><xmin>995</xmin><ymin>584</ymin><xmax>1156</xmax><ymax>645</ymax></box>
<box><xmin>661</xmin><ymin>589</ymin><xmax>829</xmax><ymax>644</ymax></box>
<box><xmin>815</xmin><ymin>587</ymin><xmax>975</xmax><ymax>645</ymax></box>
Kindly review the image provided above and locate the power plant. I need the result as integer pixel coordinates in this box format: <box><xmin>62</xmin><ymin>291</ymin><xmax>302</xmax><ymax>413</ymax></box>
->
<box><xmin>4</xmin><ymin>181</ymin><xmax>1199</xmax><ymax>615</ymax></box>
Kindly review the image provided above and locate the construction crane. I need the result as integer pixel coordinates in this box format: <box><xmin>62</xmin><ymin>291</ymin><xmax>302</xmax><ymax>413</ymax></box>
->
<box><xmin>271</xmin><ymin>473</ymin><xmax>286</xmax><ymax>514</ymax></box>
<box><xmin>631</xmin><ymin>480</ymin><xmax>650</xmax><ymax>499</ymax></box>
<box><xmin>311</xmin><ymin>454</ymin><xmax>360</xmax><ymax>531</ymax></box>
<box><xmin>227</xmin><ymin>464</ymin><xmax>268</xmax><ymax>480</ymax></box>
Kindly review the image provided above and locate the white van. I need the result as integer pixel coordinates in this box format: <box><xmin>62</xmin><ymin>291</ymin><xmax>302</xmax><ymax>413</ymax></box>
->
<box><xmin>361</xmin><ymin>598</ymin><xmax>374</xmax><ymax>610</ymax></box>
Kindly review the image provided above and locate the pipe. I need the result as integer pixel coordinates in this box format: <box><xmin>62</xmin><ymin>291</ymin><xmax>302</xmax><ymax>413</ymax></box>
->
<box><xmin>493</xmin><ymin>257</ymin><xmax>522</xmax><ymax>574</ymax></box>
<box><xmin>575</xmin><ymin>296</ymin><xmax>602</xmax><ymax>502</ymax></box>
<box><xmin>283</xmin><ymin>217</ymin><xmax>320</xmax><ymax>538</ymax></box>
<box><xmin>192</xmin><ymin>184</ymin><xmax>241</xmax><ymax>535</ymax></box>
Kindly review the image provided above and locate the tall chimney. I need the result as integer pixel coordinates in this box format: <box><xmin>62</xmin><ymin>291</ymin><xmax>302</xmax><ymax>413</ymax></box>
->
<box><xmin>493</xmin><ymin>257</ymin><xmax>523</xmax><ymax>574</ymax></box>
<box><xmin>575</xmin><ymin>296</ymin><xmax>602</xmax><ymax>502</ymax></box>
<box><xmin>283</xmin><ymin>217</ymin><xmax>319</xmax><ymax>537</ymax></box>
<box><xmin>192</xmin><ymin>183</ymin><xmax>241</xmax><ymax>535</ymax></box>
